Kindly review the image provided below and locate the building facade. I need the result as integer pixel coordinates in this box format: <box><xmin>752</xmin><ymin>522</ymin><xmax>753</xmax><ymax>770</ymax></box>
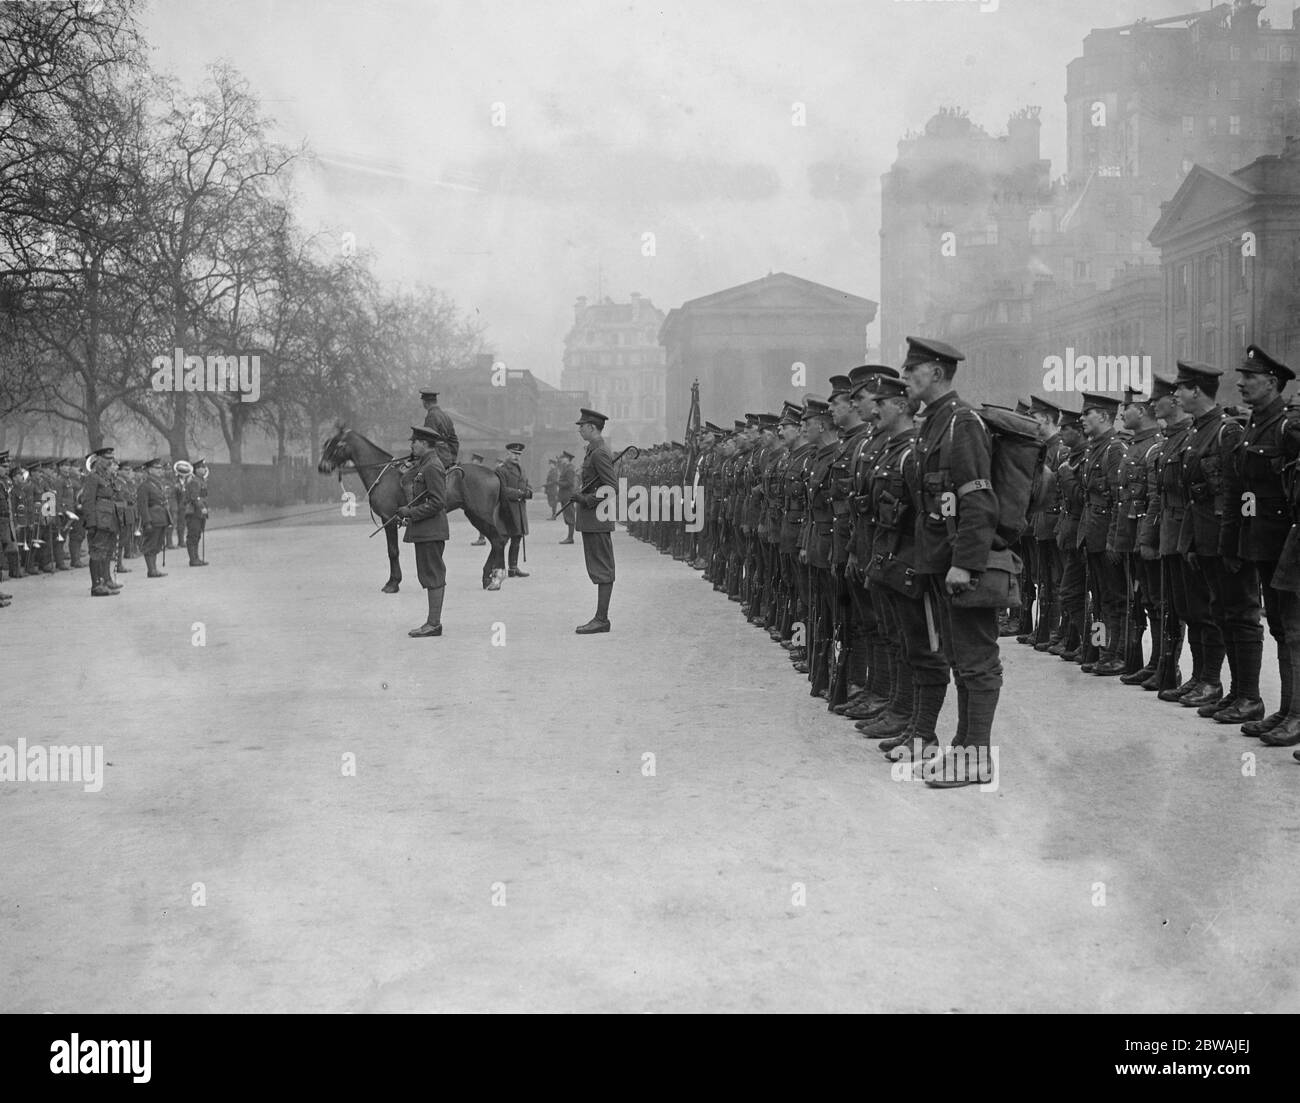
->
<box><xmin>658</xmin><ymin>273</ymin><xmax>876</xmax><ymax>432</ymax></box>
<box><xmin>1150</xmin><ymin>139</ymin><xmax>1300</xmax><ymax>378</ymax></box>
<box><xmin>561</xmin><ymin>293</ymin><xmax>667</xmax><ymax>447</ymax></box>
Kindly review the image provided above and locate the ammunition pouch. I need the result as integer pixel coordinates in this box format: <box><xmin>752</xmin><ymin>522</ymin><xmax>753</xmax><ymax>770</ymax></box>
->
<box><xmin>867</xmin><ymin>553</ymin><xmax>920</xmax><ymax>599</ymax></box>
<box><xmin>951</xmin><ymin>547</ymin><xmax>1023</xmax><ymax>609</ymax></box>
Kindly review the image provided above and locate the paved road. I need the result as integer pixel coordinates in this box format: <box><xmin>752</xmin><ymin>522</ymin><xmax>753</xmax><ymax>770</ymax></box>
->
<box><xmin>2</xmin><ymin>506</ymin><xmax>1297</xmax><ymax>1012</ymax></box>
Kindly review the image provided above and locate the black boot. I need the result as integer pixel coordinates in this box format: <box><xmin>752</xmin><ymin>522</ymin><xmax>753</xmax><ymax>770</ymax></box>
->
<box><xmin>577</xmin><ymin>583</ymin><xmax>612</xmax><ymax>634</ymax></box>
<box><xmin>1244</xmin><ymin>641</ymin><xmax>1291</xmax><ymax>737</ymax></box>
<box><xmin>927</xmin><ymin>688</ymin><xmax>999</xmax><ymax>789</ymax></box>
<box><xmin>409</xmin><ymin>586</ymin><xmax>445</xmax><ymax>637</ymax></box>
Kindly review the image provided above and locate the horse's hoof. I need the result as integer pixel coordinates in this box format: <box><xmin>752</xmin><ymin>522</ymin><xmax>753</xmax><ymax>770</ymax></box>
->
<box><xmin>381</xmin><ymin>583</ymin><xmax>399</xmax><ymax>593</ymax></box>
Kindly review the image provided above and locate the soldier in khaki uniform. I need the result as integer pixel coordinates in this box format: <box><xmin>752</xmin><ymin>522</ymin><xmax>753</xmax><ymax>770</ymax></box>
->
<box><xmin>396</xmin><ymin>426</ymin><xmax>451</xmax><ymax>637</ymax></box>
<box><xmin>570</xmin><ymin>408</ymin><xmax>617</xmax><ymax>634</ymax></box>
<box><xmin>136</xmin><ymin>457</ymin><xmax>173</xmax><ymax>578</ymax></box>
<box><xmin>498</xmin><ymin>442</ymin><xmax>533</xmax><ymax>578</ymax></box>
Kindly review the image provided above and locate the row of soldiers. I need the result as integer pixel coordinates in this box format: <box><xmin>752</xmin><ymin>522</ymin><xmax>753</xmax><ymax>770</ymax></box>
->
<box><xmin>623</xmin><ymin>338</ymin><xmax>1300</xmax><ymax>780</ymax></box>
<box><xmin>0</xmin><ymin>448</ymin><xmax>211</xmax><ymax>605</ymax></box>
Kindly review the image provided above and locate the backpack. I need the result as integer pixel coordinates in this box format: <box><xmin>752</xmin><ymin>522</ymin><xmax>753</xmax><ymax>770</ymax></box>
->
<box><xmin>954</xmin><ymin>405</ymin><xmax>1045</xmax><ymax>548</ymax></box>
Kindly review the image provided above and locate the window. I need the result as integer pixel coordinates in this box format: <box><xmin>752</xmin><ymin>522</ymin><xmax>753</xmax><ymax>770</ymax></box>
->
<box><xmin>1178</xmin><ymin>335</ymin><xmax>1189</xmax><ymax>359</ymax></box>
<box><xmin>1230</xmin><ymin>115</ymin><xmax>1241</xmax><ymax>135</ymax></box>
<box><xmin>1283</xmin><ymin>45</ymin><xmax>1295</xmax><ymax>62</ymax></box>
<box><xmin>1236</xmin><ymin>322</ymin><xmax>1247</xmax><ymax>350</ymax></box>
<box><xmin>1205</xmin><ymin>328</ymin><xmax>1218</xmax><ymax>359</ymax></box>
<box><xmin>1182</xmin><ymin>158</ymin><xmax>1193</xmax><ymax>175</ymax></box>
<box><xmin>1269</xmin><ymin>43</ymin><xmax>1279</xmax><ymax>62</ymax></box>
<box><xmin>1231</xmin><ymin>45</ymin><xmax>1242</xmax><ymax>61</ymax></box>
<box><xmin>1230</xmin><ymin>79</ymin><xmax>1241</xmax><ymax>100</ymax></box>
<box><xmin>1183</xmin><ymin>115</ymin><xmax>1195</xmax><ymax>135</ymax></box>
<box><xmin>1274</xmin><ymin>79</ymin><xmax>1284</xmax><ymax>99</ymax></box>
<box><xmin>1206</xmin><ymin>255</ymin><xmax>1219</xmax><ymax>303</ymax></box>
<box><xmin>1238</xmin><ymin>251</ymin><xmax>1249</xmax><ymax>289</ymax></box>
<box><xmin>1208</xmin><ymin>116</ymin><xmax>1218</xmax><ymax>135</ymax></box>
<box><xmin>1176</xmin><ymin>264</ymin><xmax>1189</xmax><ymax>307</ymax></box>
<box><xmin>1074</xmin><ymin>260</ymin><xmax>1091</xmax><ymax>280</ymax></box>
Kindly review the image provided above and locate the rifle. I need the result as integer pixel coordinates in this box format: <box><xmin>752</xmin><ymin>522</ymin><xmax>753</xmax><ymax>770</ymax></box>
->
<box><xmin>827</xmin><ymin>571</ymin><xmax>850</xmax><ymax>709</ymax></box>
<box><xmin>1081</xmin><ymin>553</ymin><xmax>1097</xmax><ymax>663</ymax></box>
<box><xmin>1124</xmin><ymin>555</ymin><xmax>1144</xmax><ymax>671</ymax></box>
<box><xmin>369</xmin><ymin>487</ymin><xmax>433</xmax><ymax>537</ymax></box>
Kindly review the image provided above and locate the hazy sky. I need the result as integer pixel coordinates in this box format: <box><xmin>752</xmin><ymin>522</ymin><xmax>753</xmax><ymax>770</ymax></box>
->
<box><xmin>143</xmin><ymin>0</ymin><xmax>1291</xmax><ymax>385</ymax></box>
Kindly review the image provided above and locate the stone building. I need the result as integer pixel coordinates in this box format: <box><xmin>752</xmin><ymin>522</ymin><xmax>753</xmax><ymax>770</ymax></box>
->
<box><xmin>561</xmin><ymin>293</ymin><xmax>667</xmax><ymax>447</ymax></box>
<box><xmin>658</xmin><ymin>273</ymin><xmax>876</xmax><ymax>432</ymax></box>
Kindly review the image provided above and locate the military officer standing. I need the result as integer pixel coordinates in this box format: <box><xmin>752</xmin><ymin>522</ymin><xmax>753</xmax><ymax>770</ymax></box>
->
<box><xmin>182</xmin><ymin>459</ymin><xmax>209</xmax><ymax>566</ymax></box>
<box><xmin>420</xmin><ymin>388</ymin><xmax>460</xmax><ymax>464</ymax></box>
<box><xmin>902</xmin><ymin>337</ymin><xmax>1002</xmax><ymax>789</ymax></box>
<box><xmin>1076</xmin><ymin>393</ymin><xmax>1128</xmax><ymax>676</ymax></box>
<box><xmin>569</xmin><ymin>409</ymin><xmax>617</xmax><ymax>633</ymax></box>
<box><xmin>557</xmin><ymin>451</ymin><xmax>577</xmax><ymax>544</ymax></box>
<box><xmin>136</xmin><ymin>457</ymin><xmax>173</xmax><ymax>578</ymax></box>
<box><xmin>498</xmin><ymin>442</ymin><xmax>533</xmax><ymax>578</ymax></box>
<box><xmin>81</xmin><ymin>447</ymin><xmax>123</xmax><ymax>597</ymax></box>
<box><xmin>396</xmin><ymin>426</ymin><xmax>451</xmax><ymax>637</ymax></box>
<box><xmin>1173</xmin><ymin>363</ymin><xmax>1242</xmax><ymax>714</ymax></box>
<box><xmin>1116</xmin><ymin>388</ymin><xmax>1164</xmax><ymax>683</ymax></box>
<box><xmin>1228</xmin><ymin>345</ymin><xmax>1300</xmax><ymax>741</ymax></box>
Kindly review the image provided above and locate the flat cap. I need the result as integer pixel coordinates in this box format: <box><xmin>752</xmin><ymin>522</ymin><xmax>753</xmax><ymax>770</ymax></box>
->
<box><xmin>827</xmin><ymin>375</ymin><xmax>854</xmax><ymax>400</ymax></box>
<box><xmin>1078</xmin><ymin>391</ymin><xmax>1121</xmax><ymax>416</ymax></box>
<box><xmin>903</xmin><ymin>336</ymin><xmax>965</xmax><ymax>371</ymax></box>
<box><xmin>1241</xmin><ymin>344</ymin><xmax>1296</xmax><ymax>384</ymax></box>
<box><xmin>410</xmin><ymin>425</ymin><xmax>444</xmax><ymax>445</ymax></box>
<box><xmin>872</xmin><ymin>376</ymin><xmax>910</xmax><ymax>401</ymax></box>
<box><xmin>1175</xmin><ymin>360</ymin><xmax>1223</xmax><ymax>396</ymax></box>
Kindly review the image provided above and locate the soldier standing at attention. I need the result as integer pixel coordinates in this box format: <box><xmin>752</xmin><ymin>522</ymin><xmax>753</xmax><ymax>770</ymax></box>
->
<box><xmin>136</xmin><ymin>457</ymin><xmax>172</xmax><ymax>578</ymax></box>
<box><xmin>0</xmin><ymin>451</ymin><xmax>14</xmax><ymax>600</ymax></box>
<box><xmin>1153</xmin><ymin>372</ymin><xmax>1197</xmax><ymax>700</ymax></box>
<box><xmin>1026</xmin><ymin>397</ymin><xmax>1068</xmax><ymax>650</ymax></box>
<box><xmin>1075</xmin><ymin>393</ymin><xmax>1128</xmax><ymax>676</ymax></box>
<box><xmin>116</xmin><ymin>463</ymin><xmax>137</xmax><ymax>573</ymax></box>
<box><xmin>557</xmin><ymin>451</ymin><xmax>577</xmax><ymax>544</ymax></box>
<box><xmin>1172</xmin><ymin>363</ymin><xmax>1239</xmax><ymax>713</ymax></box>
<box><xmin>801</xmin><ymin>399</ymin><xmax>840</xmax><ymax>694</ymax></box>
<box><xmin>902</xmin><ymin>337</ymin><xmax>1002</xmax><ymax>789</ymax></box>
<box><xmin>183</xmin><ymin>459</ymin><xmax>209</xmax><ymax>566</ymax></box>
<box><xmin>396</xmin><ymin>426</ymin><xmax>450</xmax><ymax>637</ymax></box>
<box><xmin>420</xmin><ymin>388</ymin><xmax>460</xmax><ymax>465</ymax></box>
<box><xmin>570</xmin><ymin>408</ymin><xmax>617</xmax><ymax>634</ymax></box>
<box><xmin>544</xmin><ymin>459</ymin><xmax>560</xmax><ymax>519</ymax></box>
<box><xmin>498</xmin><ymin>442</ymin><xmax>533</xmax><ymax>578</ymax></box>
<box><xmin>1116</xmin><ymin>389</ymin><xmax>1165</xmax><ymax>684</ymax></box>
<box><xmin>1227</xmin><ymin>346</ymin><xmax>1300</xmax><ymax>741</ymax></box>
<box><xmin>81</xmin><ymin>447</ymin><xmax>123</xmax><ymax>597</ymax></box>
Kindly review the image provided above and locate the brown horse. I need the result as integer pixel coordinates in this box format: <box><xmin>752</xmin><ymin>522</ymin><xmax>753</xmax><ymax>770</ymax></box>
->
<box><xmin>318</xmin><ymin>422</ymin><xmax>507</xmax><ymax>591</ymax></box>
